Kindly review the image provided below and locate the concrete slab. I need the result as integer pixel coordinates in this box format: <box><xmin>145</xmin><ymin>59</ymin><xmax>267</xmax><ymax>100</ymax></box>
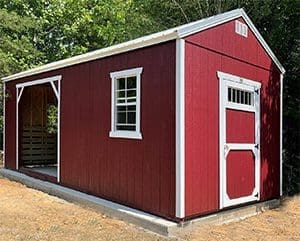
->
<box><xmin>0</xmin><ymin>168</ymin><xmax>280</xmax><ymax>236</ymax></box>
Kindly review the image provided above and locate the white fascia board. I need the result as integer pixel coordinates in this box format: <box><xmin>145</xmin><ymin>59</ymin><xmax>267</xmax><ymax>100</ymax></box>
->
<box><xmin>2</xmin><ymin>31</ymin><xmax>178</xmax><ymax>82</ymax></box>
<box><xmin>177</xmin><ymin>8</ymin><xmax>243</xmax><ymax>37</ymax></box>
<box><xmin>240</xmin><ymin>10</ymin><xmax>286</xmax><ymax>74</ymax></box>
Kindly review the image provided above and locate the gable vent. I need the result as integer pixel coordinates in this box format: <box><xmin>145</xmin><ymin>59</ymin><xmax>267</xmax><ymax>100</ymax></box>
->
<box><xmin>235</xmin><ymin>20</ymin><xmax>248</xmax><ymax>37</ymax></box>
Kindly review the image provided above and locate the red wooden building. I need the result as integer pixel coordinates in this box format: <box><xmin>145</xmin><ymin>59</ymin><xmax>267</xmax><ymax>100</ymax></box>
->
<box><xmin>2</xmin><ymin>9</ymin><xmax>285</xmax><ymax>221</ymax></box>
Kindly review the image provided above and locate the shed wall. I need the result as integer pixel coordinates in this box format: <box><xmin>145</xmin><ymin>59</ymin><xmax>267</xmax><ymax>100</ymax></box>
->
<box><xmin>4</xmin><ymin>41</ymin><xmax>176</xmax><ymax>219</ymax></box>
<box><xmin>184</xmin><ymin>18</ymin><xmax>280</xmax><ymax>217</ymax></box>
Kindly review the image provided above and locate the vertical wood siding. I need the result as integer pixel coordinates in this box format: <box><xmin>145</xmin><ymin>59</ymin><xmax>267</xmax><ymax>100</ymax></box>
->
<box><xmin>226</xmin><ymin>110</ymin><xmax>255</xmax><ymax>143</ymax></box>
<box><xmin>226</xmin><ymin>150</ymin><xmax>255</xmax><ymax>199</ymax></box>
<box><xmin>4</xmin><ymin>41</ymin><xmax>176</xmax><ymax>219</ymax></box>
<box><xmin>185</xmin><ymin>18</ymin><xmax>281</xmax><ymax>217</ymax></box>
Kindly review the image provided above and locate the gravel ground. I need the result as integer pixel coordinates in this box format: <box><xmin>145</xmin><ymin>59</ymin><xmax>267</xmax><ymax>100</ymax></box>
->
<box><xmin>0</xmin><ymin>176</ymin><xmax>299</xmax><ymax>241</ymax></box>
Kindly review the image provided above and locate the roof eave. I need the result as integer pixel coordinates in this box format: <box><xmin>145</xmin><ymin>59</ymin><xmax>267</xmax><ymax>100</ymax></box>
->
<box><xmin>2</xmin><ymin>8</ymin><xmax>285</xmax><ymax>83</ymax></box>
<box><xmin>2</xmin><ymin>30</ymin><xmax>179</xmax><ymax>82</ymax></box>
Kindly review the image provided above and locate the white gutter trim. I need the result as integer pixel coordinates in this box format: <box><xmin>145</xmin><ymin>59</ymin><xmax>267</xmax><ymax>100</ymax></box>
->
<box><xmin>175</xmin><ymin>38</ymin><xmax>185</xmax><ymax>218</ymax></box>
<box><xmin>280</xmin><ymin>73</ymin><xmax>284</xmax><ymax>196</ymax></box>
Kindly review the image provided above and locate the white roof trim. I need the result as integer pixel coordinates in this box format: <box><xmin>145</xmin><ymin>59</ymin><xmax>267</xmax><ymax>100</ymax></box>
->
<box><xmin>2</xmin><ymin>8</ymin><xmax>284</xmax><ymax>82</ymax></box>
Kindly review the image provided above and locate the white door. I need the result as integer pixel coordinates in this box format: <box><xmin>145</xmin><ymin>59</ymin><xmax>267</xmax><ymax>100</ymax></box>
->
<box><xmin>218</xmin><ymin>71</ymin><xmax>261</xmax><ymax>209</ymax></box>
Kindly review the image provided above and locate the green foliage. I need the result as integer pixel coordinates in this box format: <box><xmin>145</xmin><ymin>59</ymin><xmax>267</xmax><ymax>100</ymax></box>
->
<box><xmin>0</xmin><ymin>8</ymin><xmax>44</xmax><ymax>77</ymax></box>
<box><xmin>0</xmin><ymin>0</ymin><xmax>298</xmax><ymax>194</ymax></box>
<box><xmin>46</xmin><ymin>104</ymin><xmax>58</xmax><ymax>134</ymax></box>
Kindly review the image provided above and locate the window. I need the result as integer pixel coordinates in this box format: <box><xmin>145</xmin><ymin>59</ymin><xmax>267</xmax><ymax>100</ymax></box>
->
<box><xmin>228</xmin><ymin>87</ymin><xmax>254</xmax><ymax>106</ymax></box>
<box><xmin>109</xmin><ymin>67</ymin><xmax>143</xmax><ymax>139</ymax></box>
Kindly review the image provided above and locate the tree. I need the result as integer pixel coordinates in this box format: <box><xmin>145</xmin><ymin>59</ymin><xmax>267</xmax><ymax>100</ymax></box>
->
<box><xmin>0</xmin><ymin>0</ymin><xmax>298</xmax><ymax>194</ymax></box>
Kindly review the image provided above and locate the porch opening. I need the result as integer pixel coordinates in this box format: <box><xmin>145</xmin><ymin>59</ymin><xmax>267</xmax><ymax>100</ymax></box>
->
<box><xmin>18</xmin><ymin>83</ymin><xmax>58</xmax><ymax>179</ymax></box>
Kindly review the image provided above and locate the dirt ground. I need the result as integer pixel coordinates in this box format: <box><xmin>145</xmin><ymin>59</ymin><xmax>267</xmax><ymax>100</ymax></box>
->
<box><xmin>0</xmin><ymin>176</ymin><xmax>299</xmax><ymax>241</ymax></box>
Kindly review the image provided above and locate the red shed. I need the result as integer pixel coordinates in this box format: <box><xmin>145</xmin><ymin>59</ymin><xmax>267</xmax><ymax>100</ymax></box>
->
<box><xmin>2</xmin><ymin>9</ymin><xmax>285</xmax><ymax>221</ymax></box>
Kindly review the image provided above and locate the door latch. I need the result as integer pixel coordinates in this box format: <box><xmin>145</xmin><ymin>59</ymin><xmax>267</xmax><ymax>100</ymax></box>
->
<box><xmin>255</xmin><ymin>144</ymin><xmax>259</xmax><ymax>149</ymax></box>
<box><xmin>254</xmin><ymin>192</ymin><xmax>259</xmax><ymax>198</ymax></box>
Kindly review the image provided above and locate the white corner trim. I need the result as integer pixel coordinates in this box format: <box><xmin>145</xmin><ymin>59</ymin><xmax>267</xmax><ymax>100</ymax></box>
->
<box><xmin>109</xmin><ymin>67</ymin><xmax>143</xmax><ymax>140</ymax></box>
<box><xmin>176</xmin><ymin>38</ymin><xmax>185</xmax><ymax>218</ymax></box>
<box><xmin>15</xmin><ymin>75</ymin><xmax>62</xmax><ymax>182</ymax></box>
<box><xmin>280</xmin><ymin>74</ymin><xmax>284</xmax><ymax>196</ymax></box>
<box><xmin>3</xmin><ymin>82</ymin><xmax>5</xmax><ymax>167</ymax></box>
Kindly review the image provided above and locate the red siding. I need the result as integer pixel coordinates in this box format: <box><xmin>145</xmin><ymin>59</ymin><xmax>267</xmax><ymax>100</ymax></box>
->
<box><xmin>185</xmin><ymin>19</ymin><xmax>281</xmax><ymax>217</ymax></box>
<box><xmin>227</xmin><ymin>150</ymin><xmax>255</xmax><ymax>199</ymax></box>
<box><xmin>226</xmin><ymin>110</ymin><xmax>255</xmax><ymax>143</ymax></box>
<box><xmin>4</xmin><ymin>41</ymin><xmax>176</xmax><ymax>220</ymax></box>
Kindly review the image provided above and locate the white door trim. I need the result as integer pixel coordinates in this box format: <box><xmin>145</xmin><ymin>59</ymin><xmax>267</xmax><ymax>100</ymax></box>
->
<box><xmin>218</xmin><ymin>71</ymin><xmax>261</xmax><ymax>209</ymax></box>
<box><xmin>15</xmin><ymin>75</ymin><xmax>62</xmax><ymax>182</ymax></box>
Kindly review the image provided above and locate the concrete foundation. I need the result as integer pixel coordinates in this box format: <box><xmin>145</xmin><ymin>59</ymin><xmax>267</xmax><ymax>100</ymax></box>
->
<box><xmin>0</xmin><ymin>168</ymin><xmax>280</xmax><ymax>236</ymax></box>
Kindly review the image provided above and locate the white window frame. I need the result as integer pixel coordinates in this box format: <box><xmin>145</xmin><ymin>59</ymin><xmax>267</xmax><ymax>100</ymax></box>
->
<box><xmin>109</xmin><ymin>67</ymin><xmax>143</xmax><ymax>140</ymax></box>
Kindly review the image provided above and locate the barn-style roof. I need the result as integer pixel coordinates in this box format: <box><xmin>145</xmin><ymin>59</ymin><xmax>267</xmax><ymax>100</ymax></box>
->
<box><xmin>2</xmin><ymin>8</ymin><xmax>285</xmax><ymax>82</ymax></box>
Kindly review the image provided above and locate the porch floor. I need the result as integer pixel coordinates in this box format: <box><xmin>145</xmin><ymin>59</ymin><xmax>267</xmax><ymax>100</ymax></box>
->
<box><xmin>26</xmin><ymin>165</ymin><xmax>57</xmax><ymax>177</ymax></box>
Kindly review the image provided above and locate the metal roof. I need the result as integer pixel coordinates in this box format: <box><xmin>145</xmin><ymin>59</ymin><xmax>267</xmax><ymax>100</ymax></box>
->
<box><xmin>2</xmin><ymin>8</ymin><xmax>285</xmax><ymax>82</ymax></box>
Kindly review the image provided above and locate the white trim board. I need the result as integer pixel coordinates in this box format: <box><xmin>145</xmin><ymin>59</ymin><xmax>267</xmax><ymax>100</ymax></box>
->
<box><xmin>280</xmin><ymin>74</ymin><xmax>283</xmax><ymax>196</ymax></box>
<box><xmin>2</xmin><ymin>8</ymin><xmax>284</xmax><ymax>82</ymax></box>
<box><xmin>3</xmin><ymin>82</ymin><xmax>6</xmax><ymax>167</ymax></box>
<box><xmin>15</xmin><ymin>75</ymin><xmax>62</xmax><ymax>182</ymax></box>
<box><xmin>175</xmin><ymin>39</ymin><xmax>185</xmax><ymax>218</ymax></box>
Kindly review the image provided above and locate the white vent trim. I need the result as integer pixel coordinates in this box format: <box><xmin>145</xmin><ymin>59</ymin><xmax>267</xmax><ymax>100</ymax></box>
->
<box><xmin>235</xmin><ymin>20</ymin><xmax>248</xmax><ymax>37</ymax></box>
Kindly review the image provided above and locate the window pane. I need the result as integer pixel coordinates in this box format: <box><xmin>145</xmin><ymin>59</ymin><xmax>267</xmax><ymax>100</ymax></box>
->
<box><xmin>127</xmin><ymin>112</ymin><xmax>136</xmax><ymax>124</ymax></box>
<box><xmin>228</xmin><ymin>87</ymin><xmax>232</xmax><ymax>102</ymax></box>
<box><xmin>117</xmin><ymin>90</ymin><xmax>125</xmax><ymax>98</ymax></box>
<box><xmin>117</xmin><ymin>106</ymin><xmax>126</xmax><ymax>112</ymax></box>
<box><xmin>127</xmin><ymin>90</ymin><xmax>136</xmax><ymax>98</ymax></box>
<box><xmin>232</xmin><ymin>89</ymin><xmax>236</xmax><ymax>102</ymax></box>
<box><xmin>117</xmin><ymin>125</ymin><xmax>136</xmax><ymax>131</ymax></box>
<box><xmin>127</xmin><ymin>98</ymin><xmax>136</xmax><ymax>103</ymax></box>
<box><xmin>117</xmin><ymin>78</ymin><xmax>125</xmax><ymax>90</ymax></box>
<box><xmin>127</xmin><ymin>77</ymin><xmax>136</xmax><ymax>89</ymax></box>
<box><xmin>237</xmin><ymin>89</ymin><xmax>240</xmax><ymax>103</ymax></box>
<box><xmin>117</xmin><ymin>112</ymin><xmax>126</xmax><ymax>123</ymax></box>
<box><xmin>241</xmin><ymin>91</ymin><xmax>245</xmax><ymax>104</ymax></box>
<box><xmin>127</xmin><ymin>106</ymin><xmax>136</xmax><ymax>111</ymax></box>
<box><xmin>117</xmin><ymin>98</ymin><xmax>125</xmax><ymax>103</ymax></box>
